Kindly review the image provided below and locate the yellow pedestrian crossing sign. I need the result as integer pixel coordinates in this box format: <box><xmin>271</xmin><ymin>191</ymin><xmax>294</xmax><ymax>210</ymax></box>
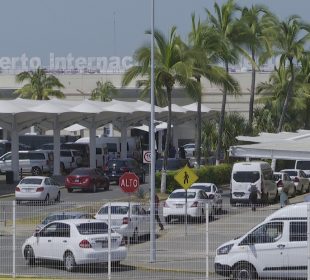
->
<box><xmin>174</xmin><ymin>165</ymin><xmax>198</xmax><ymax>190</ymax></box>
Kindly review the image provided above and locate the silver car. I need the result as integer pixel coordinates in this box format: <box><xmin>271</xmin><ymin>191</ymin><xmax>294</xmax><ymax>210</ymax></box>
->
<box><xmin>273</xmin><ymin>172</ymin><xmax>296</xmax><ymax>197</ymax></box>
<box><xmin>280</xmin><ymin>169</ymin><xmax>310</xmax><ymax>194</ymax></box>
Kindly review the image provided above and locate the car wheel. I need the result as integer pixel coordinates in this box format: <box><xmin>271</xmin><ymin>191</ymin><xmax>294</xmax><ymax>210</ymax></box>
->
<box><xmin>44</xmin><ymin>194</ymin><xmax>50</xmax><ymax>204</ymax></box>
<box><xmin>93</xmin><ymin>183</ymin><xmax>97</xmax><ymax>193</ymax></box>
<box><xmin>24</xmin><ymin>246</ymin><xmax>35</xmax><ymax>266</ymax></box>
<box><xmin>64</xmin><ymin>251</ymin><xmax>76</xmax><ymax>272</ymax></box>
<box><xmin>233</xmin><ymin>263</ymin><xmax>257</xmax><ymax>280</ymax></box>
<box><xmin>31</xmin><ymin>166</ymin><xmax>42</xmax><ymax>176</ymax></box>
<box><xmin>67</xmin><ymin>188</ymin><xmax>73</xmax><ymax>193</ymax></box>
<box><xmin>55</xmin><ymin>191</ymin><xmax>60</xmax><ymax>202</ymax></box>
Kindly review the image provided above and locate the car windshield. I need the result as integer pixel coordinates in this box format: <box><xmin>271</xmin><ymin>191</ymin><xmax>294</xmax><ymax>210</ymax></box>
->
<box><xmin>284</xmin><ymin>170</ymin><xmax>297</xmax><ymax>177</ymax></box>
<box><xmin>20</xmin><ymin>178</ymin><xmax>43</xmax><ymax>185</ymax></box>
<box><xmin>77</xmin><ymin>222</ymin><xmax>108</xmax><ymax>235</ymax></box>
<box><xmin>191</xmin><ymin>185</ymin><xmax>211</xmax><ymax>192</ymax></box>
<box><xmin>70</xmin><ymin>168</ymin><xmax>91</xmax><ymax>175</ymax></box>
<box><xmin>233</xmin><ymin>171</ymin><xmax>260</xmax><ymax>183</ymax></box>
<box><xmin>98</xmin><ymin>206</ymin><xmax>129</xmax><ymax>215</ymax></box>
<box><xmin>42</xmin><ymin>214</ymin><xmax>78</xmax><ymax>225</ymax></box>
<box><xmin>273</xmin><ymin>174</ymin><xmax>281</xmax><ymax>181</ymax></box>
<box><xmin>169</xmin><ymin>192</ymin><xmax>196</xmax><ymax>199</ymax></box>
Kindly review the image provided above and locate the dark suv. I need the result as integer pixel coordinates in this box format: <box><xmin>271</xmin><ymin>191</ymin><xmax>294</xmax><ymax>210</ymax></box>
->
<box><xmin>103</xmin><ymin>158</ymin><xmax>146</xmax><ymax>184</ymax></box>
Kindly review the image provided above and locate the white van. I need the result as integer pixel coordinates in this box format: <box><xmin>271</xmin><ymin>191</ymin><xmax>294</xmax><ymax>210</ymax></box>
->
<box><xmin>215</xmin><ymin>203</ymin><xmax>309</xmax><ymax>279</ymax></box>
<box><xmin>230</xmin><ymin>161</ymin><xmax>278</xmax><ymax>205</ymax></box>
<box><xmin>0</xmin><ymin>151</ymin><xmax>53</xmax><ymax>176</ymax></box>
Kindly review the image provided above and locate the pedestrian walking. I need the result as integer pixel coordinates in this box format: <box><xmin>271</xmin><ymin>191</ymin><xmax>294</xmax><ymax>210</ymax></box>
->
<box><xmin>155</xmin><ymin>194</ymin><xmax>164</xmax><ymax>230</ymax></box>
<box><xmin>248</xmin><ymin>183</ymin><xmax>260</xmax><ymax>211</ymax></box>
<box><xmin>280</xmin><ymin>186</ymin><xmax>289</xmax><ymax>208</ymax></box>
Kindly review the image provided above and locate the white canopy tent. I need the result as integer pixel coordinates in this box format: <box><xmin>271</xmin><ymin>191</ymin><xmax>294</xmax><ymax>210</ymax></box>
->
<box><xmin>230</xmin><ymin>130</ymin><xmax>310</xmax><ymax>170</ymax></box>
<box><xmin>0</xmin><ymin>98</ymin><xmax>215</xmax><ymax>180</ymax></box>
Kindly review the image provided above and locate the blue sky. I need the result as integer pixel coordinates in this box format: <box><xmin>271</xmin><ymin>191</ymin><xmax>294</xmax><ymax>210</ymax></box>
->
<box><xmin>0</xmin><ymin>0</ymin><xmax>309</xmax><ymax>64</ymax></box>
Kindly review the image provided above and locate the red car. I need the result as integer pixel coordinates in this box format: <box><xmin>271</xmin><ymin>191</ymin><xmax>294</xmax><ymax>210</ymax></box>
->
<box><xmin>65</xmin><ymin>167</ymin><xmax>110</xmax><ymax>193</ymax></box>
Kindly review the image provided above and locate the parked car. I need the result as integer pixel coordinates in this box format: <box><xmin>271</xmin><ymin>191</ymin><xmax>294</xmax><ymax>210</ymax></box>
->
<box><xmin>190</xmin><ymin>183</ymin><xmax>223</xmax><ymax>212</ymax></box>
<box><xmin>280</xmin><ymin>169</ymin><xmax>309</xmax><ymax>194</ymax></box>
<box><xmin>273</xmin><ymin>172</ymin><xmax>296</xmax><ymax>197</ymax></box>
<box><xmin>95</xmin><ymin>202</ymin><xmax>150</xmax><ymax>241</ymax></box>
<box><xmin>65</xmin><ymin>167</ymin><xmax>110</xmax><ymax>193</ymax></box>
<box><xmin>0</xmin><ymin>150</ymin><xmax>53</xmax><ymax>176</ymax></box>
<box><xmin>35</xmin><ymin>211</ymin><xmax>94</xmax><ymax>232</ymax></box>
<box><xmin>103</xmin><ymin>158</ymin><xmax>145</xmax><ymax>184</ymax></box>
<box><xmin>155</xmin><ymin>158</ymin><xmax>189</xmax><ymax>172</ymax></box>
<box><xmin>163</xmin><ymin>189</ymin><xmax>215</xmax><ymax>223</ymax></box>
<box><xmin>22</xmin><ymin>219</ymin><xmax>127</xmax><ymax>272</ymax></box>
<box><xmin>183</xmin><ymin>143</ymin><xmax>196</xmax><ymax>157</ymax></box>
<box><xmin>15</xmin><ymin>176</ymin><xmax>60</xmax><ymax>204</ymax></box>
<box><xmin>188</xmin><ymin>157</ymin><xmax>207</xmax><ymax>168</ymax></box>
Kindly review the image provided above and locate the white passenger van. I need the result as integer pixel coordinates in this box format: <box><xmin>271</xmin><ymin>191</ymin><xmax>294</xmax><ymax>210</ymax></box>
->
<box><xmin>230</xmin><ymin>161</ymin><xmax>278</xmax><ymax>205</ymax></box>
<box><xmin>215</xmin><ymin>202</ymin><xmax>309</xmax><ymax>279</ymax></box>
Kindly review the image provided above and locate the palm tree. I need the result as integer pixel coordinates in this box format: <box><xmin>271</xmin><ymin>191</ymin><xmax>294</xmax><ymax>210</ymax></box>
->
<box><xmin>205</xmin><ymin>0</ymin><xmax>240</xmax><ymax>165</ymax></box>
<box><xmin>272</xmin><ymin>15</ymin><xmax>310</xmax><ymax>132</ymax></box>
<box><xmin>90</xmin><ymin>81</ymin><xmax>118</xmax><ymax>102</ymax></box>
<box><xmin>187</xmin><ymin>14</ymin><xmax>239</xmax><ymax>166</ymax></box>
<box><xmin>15</xmin><ymin>68</ymin><xmax>64</xmax><ymax>100</ymax></box>
<box><xmin>122</xmin><ymin>26</ymin><xmax>199</xmax><ymax>192</ymax></box>
<box><xmin>234</xmin><ymin>5</ymin><xmax>273</xmax><ymax>132</ymax></box>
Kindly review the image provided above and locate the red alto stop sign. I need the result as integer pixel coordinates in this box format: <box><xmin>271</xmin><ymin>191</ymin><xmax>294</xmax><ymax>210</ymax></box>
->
<box><xmin>119</xmin><ymin>172</ymin><xmax>140</xmax><ymax>193</ymax></box>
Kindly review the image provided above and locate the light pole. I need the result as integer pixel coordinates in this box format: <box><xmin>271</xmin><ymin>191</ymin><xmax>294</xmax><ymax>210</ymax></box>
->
<box><xmin>150</xmin><ymin>0</ymin><xmax>156</xmax><ymax>263</ymax></box>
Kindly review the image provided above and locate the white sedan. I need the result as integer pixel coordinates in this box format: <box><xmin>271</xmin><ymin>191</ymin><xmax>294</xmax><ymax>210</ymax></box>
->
<box><xmin>190</xmin><ymin>183</ymin><xmax>223</xmax><ymax>212</ymax></box>
<box><xmin>15</xmin><ymin>176</ymin><xmax>60</xmax><ymax>203</ymax></box>
<box><xmin>22</xmin><ymin>219</ymin><xmax>127</xmax><ymax>272</ymax></box>
<box><xmin>95</xmin><ymin>202</ymin><xmax>150</xmax><ymax>242</ymax></box>
<box><xmin>163</xmin><ymin>189</ymin><xmax>215</xmax><ymax>223</ymax></box>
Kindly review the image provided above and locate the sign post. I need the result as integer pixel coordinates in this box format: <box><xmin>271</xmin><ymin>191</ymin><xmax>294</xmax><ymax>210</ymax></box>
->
<box><xmin>174</xmin><ymin>165</ymin><xmax>198</xmax><ymax>235</ymax></box>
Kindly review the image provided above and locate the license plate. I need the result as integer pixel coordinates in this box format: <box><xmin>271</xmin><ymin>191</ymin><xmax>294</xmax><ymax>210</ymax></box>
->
<box><xmin>176</xmin><ymin>204</ymin><xmax>183</xmax><ymax>208</ymax></box>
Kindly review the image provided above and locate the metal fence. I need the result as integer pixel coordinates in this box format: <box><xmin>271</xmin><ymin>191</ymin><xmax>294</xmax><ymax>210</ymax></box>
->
<box><xmin>0</xmin><ymin>200</ymin><xmax>310</xmax><ymax>279</ymax></box>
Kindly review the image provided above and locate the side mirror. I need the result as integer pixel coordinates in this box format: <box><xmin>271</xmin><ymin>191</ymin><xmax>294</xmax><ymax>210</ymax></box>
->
<box><xmin>208</xmin><ymin>194</ymin><xmax>215</xmax><ymax>199</ymax></box>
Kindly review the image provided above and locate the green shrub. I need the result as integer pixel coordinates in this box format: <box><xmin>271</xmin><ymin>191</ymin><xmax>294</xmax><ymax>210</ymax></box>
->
<box><xmin>155</xmin><ymin>164</ymin><xmax>232</xmax><ymax>193</ymax></box>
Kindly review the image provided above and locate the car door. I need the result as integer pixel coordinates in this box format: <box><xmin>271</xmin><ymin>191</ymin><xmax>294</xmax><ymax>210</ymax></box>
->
<box><xmin>50</xmin><ymin>178</ymin><xmax>60</xmax><ymax>198</ymax></box>
<box><xmin>242</xmin><ymin>221</ymin><xmax>288</xmax><ymax>278</ymax></box>
<box><xmin>0</xmin><ymin>152</ymin><xmax>12</xmax><ymax>172</ymax></box>
<box><xmin>285</xmin><ymin>221</ymin><xmax>307</xmax><ymax>278</ymax></box>
<box><xmin>34</xmin><ymin>223</ymin><xmax>59</xmax><ymax>259</ymax></box>
<box><xmin>131</xmin><ymin>205</ymin><xmax>142</xmax><ymax>236</ymax></box>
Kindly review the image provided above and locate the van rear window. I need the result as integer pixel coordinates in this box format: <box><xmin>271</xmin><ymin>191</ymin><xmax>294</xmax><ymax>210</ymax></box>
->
<box><xmin>296</xmin><ymin>161</ymin><xmax>310</xmax><ymax>170</ymax></box>
<box><xmin>233</xmin><ymin>171</ymin><xmax>260</xmax><ymax>183</ymax></box>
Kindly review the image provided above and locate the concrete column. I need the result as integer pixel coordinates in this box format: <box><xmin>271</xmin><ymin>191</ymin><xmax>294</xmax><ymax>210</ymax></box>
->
<box><xmin>246</xmin><ymin>157</ymin><xmax>250</xmax><ymax>162</ymax></box>
<box><xmin>271</xmin><ymin>158</ymin><xmax>276</xmax><ymax>171</ymax></box>
<box><xmin>11</xmin><ymin>117</ymin><xmax>19</xmax><ymax>181</ymax></box>
<box><xmin>89</xmin><ymin>116</ymin><xmax>96</xmax><ymax>168</ymax></box>
<box><xmin>120</xmin><ymin>118</ymin><xmax>127</xmax><ymax>159</ymax></box>
<box><xmin>53</xmin><ymin>115</ymin><xmax>61</xmax><ymax>175</ymax></box>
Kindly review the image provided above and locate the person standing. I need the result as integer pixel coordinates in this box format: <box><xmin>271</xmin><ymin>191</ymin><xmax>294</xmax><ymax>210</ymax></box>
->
<box><xmin>155</xmin><ymin>194</ymin><xmax>164</xmax><ymax>230</ymax></box>
<box><xmin>280</xmin><ymin>187</ymin><xmax>289</xmax><ymax>208</ymax></box>
<box><xmin>248</xmin><ymin>184</ymin><xmax>260</xmax><ymax>211</ymax></box>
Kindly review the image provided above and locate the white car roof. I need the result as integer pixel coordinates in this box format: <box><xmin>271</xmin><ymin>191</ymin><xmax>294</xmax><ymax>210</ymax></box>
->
<box><xmin>171</xmin><ymin>188</ymin><xmax>200</xmax><ymax>193</ymax></box>
<box><xmin>191</xmin><ymin>183</ymin><xmax>214</xmax><ymax>187</ymax></box>
<box><xmin>20</xmin><ymin>176</ymin><xmax>49</xmax><ymax>180</ymax></box>
<box><xmin>265</xmin><ymin>202</ymin><xmax>309</xmax><ymax>221</ymax></box>
<box><xmin>102</xmin><ymin>202</ymin><xmax>141</xmax><ymax>207</ymax></box>
<box><xmin>55</xmin><ymin>219</ymin><xmax>105</xmax><ymax>225</ymax></box>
